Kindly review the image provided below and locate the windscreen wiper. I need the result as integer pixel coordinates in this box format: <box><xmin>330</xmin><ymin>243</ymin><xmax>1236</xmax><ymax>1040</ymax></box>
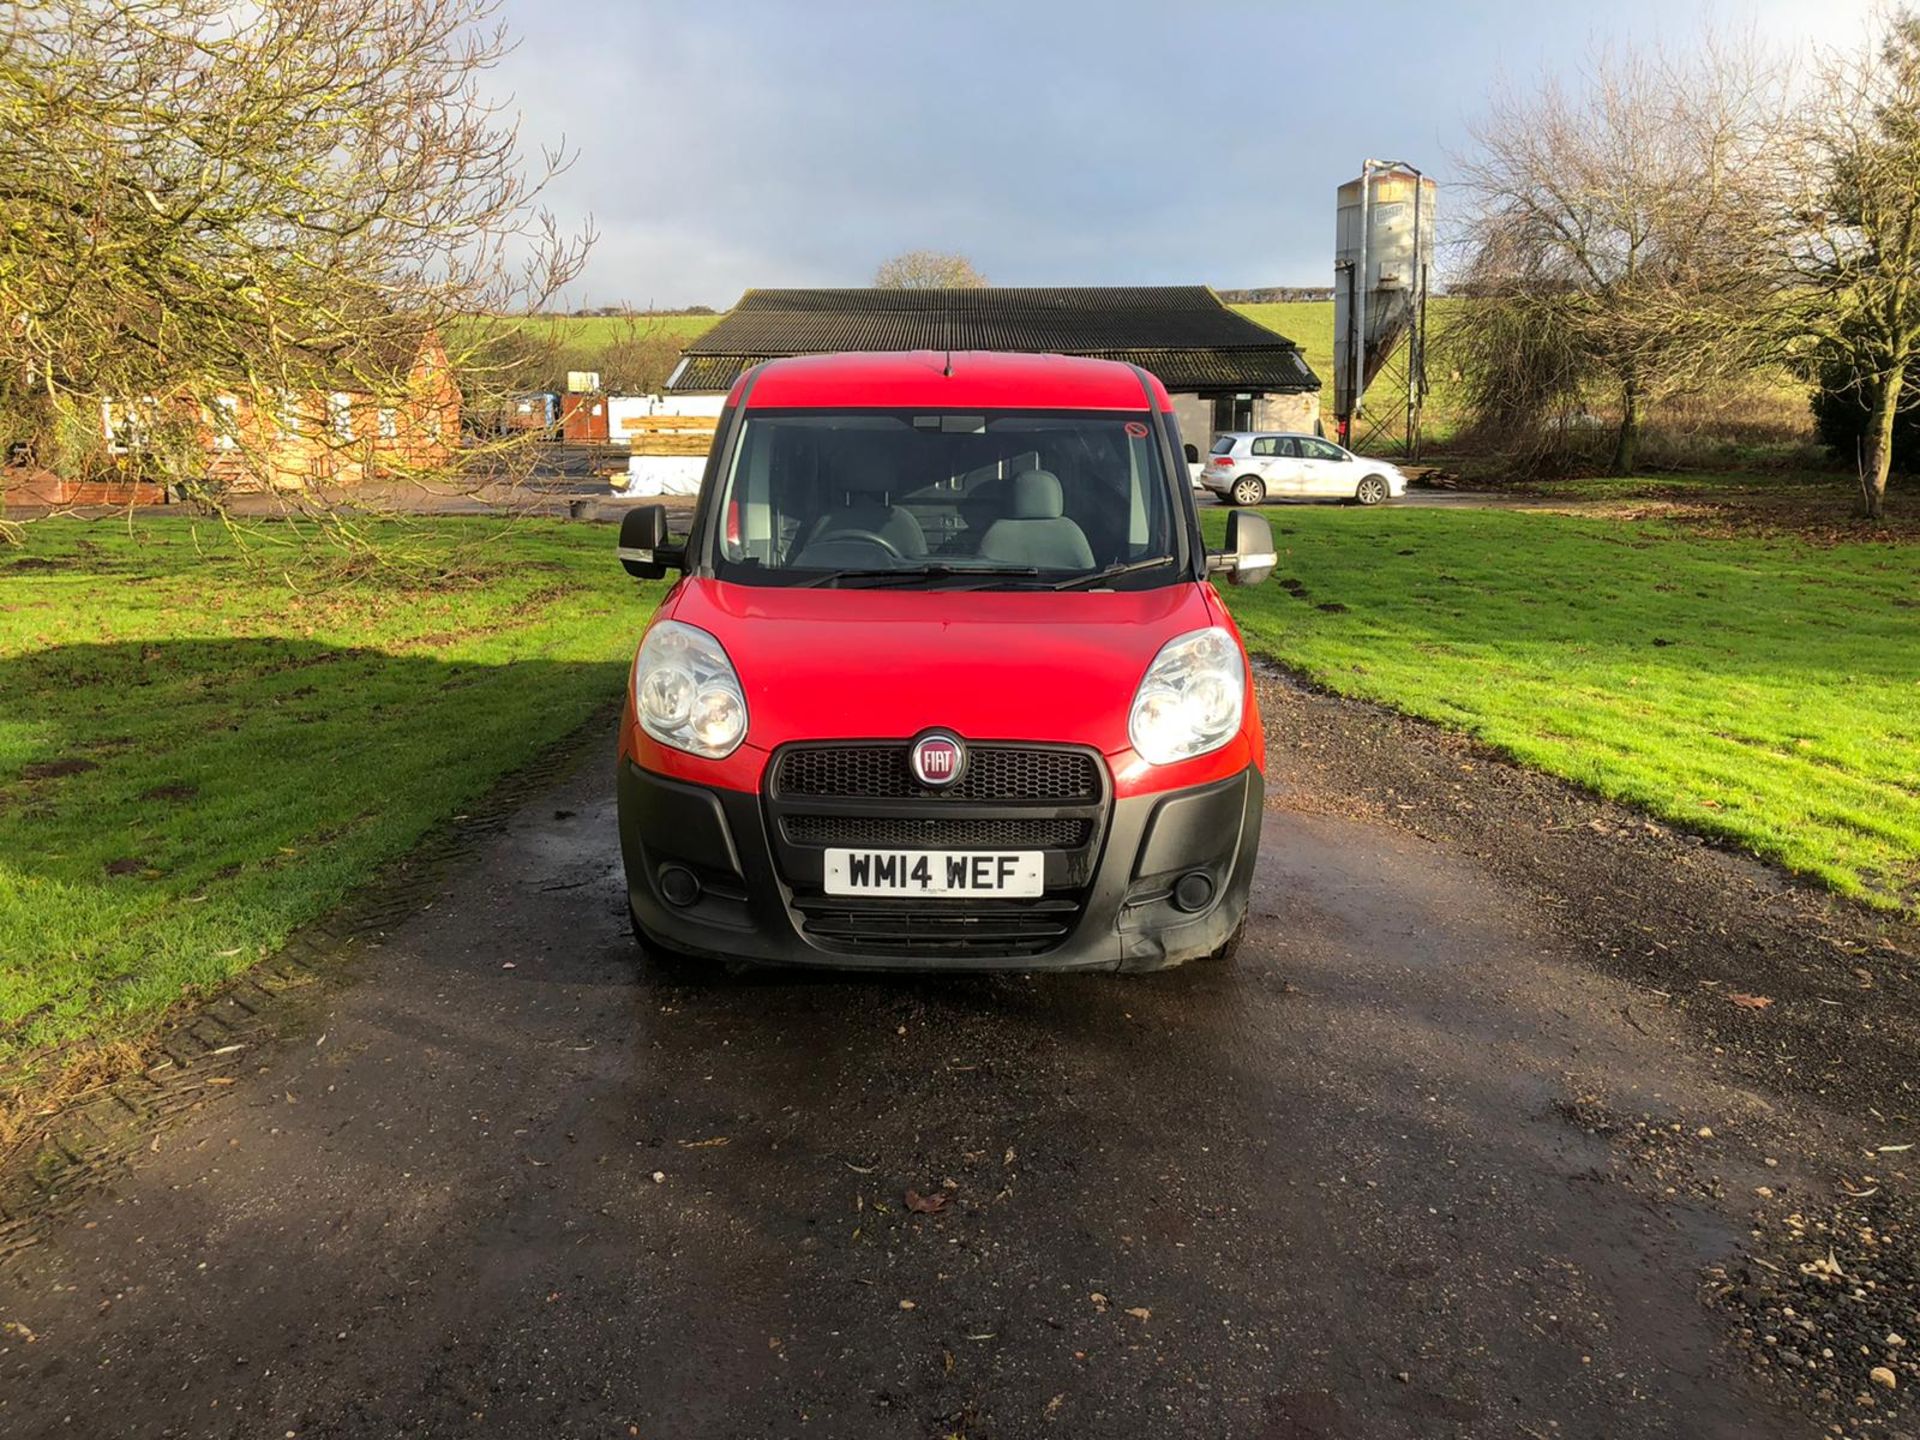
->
<box><xmin>1048</xmin><ymin>557</ymin><xmax>1174</xmax><ymax>590</ymax></box>
<box><xmin>794</xmin><ymin>563</ymin><xmax>1042</xmax><ymax>589</ymax></box>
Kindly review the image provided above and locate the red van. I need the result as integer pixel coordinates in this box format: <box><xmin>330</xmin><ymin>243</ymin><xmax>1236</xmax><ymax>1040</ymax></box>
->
<box><xmin>615</xmin><ymin>350</ymin><xmax>1276</xmax><ymax>971</ymax></box>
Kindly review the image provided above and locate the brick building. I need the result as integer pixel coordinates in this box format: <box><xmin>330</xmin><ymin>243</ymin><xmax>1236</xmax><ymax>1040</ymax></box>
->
<box><xmin>99</xmin><ymin>326</ymin><xmax>460</xmax><ymax>492</ymax></box>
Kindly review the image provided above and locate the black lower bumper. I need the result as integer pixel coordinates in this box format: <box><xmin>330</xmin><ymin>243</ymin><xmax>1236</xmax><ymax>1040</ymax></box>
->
<box><xmin>616</xmin><ymin>758</ymin><xmax>1264</xmax><ymax>972</ymax></box>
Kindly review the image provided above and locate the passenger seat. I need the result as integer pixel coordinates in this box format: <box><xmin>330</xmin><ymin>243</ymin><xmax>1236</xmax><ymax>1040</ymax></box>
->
<box><xmin>975</xmin><ymin>470</ymin><xmax>1095</xmax><ymax>570</ymax></box>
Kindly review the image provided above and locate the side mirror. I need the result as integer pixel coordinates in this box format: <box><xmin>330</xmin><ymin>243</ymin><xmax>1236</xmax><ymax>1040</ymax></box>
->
<box><xmin>618</xmin><ymin>504</ymin><xmax>684</xmax><ymax>580</ymax></box>
<box><xmin>1209</xmin><ymin>509</ymin><xmax>1276</xmax><ymax>587</ymax></box>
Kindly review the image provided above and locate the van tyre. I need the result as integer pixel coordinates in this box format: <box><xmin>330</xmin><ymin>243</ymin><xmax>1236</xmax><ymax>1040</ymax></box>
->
<box><xmin>1230</xmin><ymin>475</ymin><xmax>1266</xmax><ymax>506</ymax></box>
<box><xmin>628</xmin><ymin>902</ymin><xmax>708</xmax><ymax>978</ymax></box>
<box><xmin>1355</xmin><ymin>475</ymin><xmax>1389</xmax><ymax>506</ymax></box>
<box><xmin>1208</xmin><ymin>916</ymin><xmax>1246</xmax><ymax>963</ymax></box>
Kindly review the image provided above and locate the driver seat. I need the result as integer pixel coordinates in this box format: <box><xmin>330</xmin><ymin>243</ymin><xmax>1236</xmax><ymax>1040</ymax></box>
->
<box><xmin>803</xmin><ymin>450</ymin><xmax>928</xmax><ymax>558</ymax></box>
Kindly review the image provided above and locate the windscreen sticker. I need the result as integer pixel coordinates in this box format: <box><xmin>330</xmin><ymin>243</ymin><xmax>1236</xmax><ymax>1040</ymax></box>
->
<box><xmin>1124</xmin><ymin>421</ymin><xmax>1149</xmax><ymax>438</ymax></box>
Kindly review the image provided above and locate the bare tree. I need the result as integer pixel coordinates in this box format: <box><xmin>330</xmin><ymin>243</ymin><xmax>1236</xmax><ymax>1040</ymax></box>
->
<box><xmin>1786</xmin><ymin>12</ymin><xmax>1920</xmax><ymax>519</ymax></box>
<box><xmin>0</xmin><ymin>0</ymin><xmax>591</xmax><ymax>544</ymax></box>
<box><xmin>1450</xmin><ymin>42</ymin><xmax>1792</xmax><ymax>474</ymax></box>
<box><xmin>873</xmin><ymin>250</ymin><xmax>987</xmax><ymax>289</ymax></box>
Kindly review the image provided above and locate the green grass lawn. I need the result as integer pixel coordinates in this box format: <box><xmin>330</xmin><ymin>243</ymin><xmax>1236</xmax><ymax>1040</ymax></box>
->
<box><xmin>1207</xmin><ymin>506</ymin><xmax>1920</xmax><ymax>910</ymax></box>
<box><xmin>0</xmin><ymin>518</ymin><xmax>661</xmax><ymax>1113</ymax></box>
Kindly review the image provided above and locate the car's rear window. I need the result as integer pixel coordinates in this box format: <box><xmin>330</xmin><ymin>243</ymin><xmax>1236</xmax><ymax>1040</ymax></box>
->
<box><xmin>1210</xmin><ymin>434</ymin><xmax>1237</xmax><ymax>455</ymax></box>
<box><xmin>711</xmin><ymin>409</ymin><xmax>1181</xmax><ymax>589</ymax></box>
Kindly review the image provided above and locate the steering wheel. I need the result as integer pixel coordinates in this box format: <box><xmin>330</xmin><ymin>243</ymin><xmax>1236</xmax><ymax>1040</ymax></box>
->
<box><xmin>817</xmin><ymin>529</ymin><xmax>905</xmax><ymax>562</ymax></box>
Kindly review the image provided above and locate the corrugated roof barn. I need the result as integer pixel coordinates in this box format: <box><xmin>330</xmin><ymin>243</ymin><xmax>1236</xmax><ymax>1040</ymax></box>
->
<box><xmin>665</xmin><ymin>287</ymin><xmax>1322</xmax><ymax>440</ymax></box>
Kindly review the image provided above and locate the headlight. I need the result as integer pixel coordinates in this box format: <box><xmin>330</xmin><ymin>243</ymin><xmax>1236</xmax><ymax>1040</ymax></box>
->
<box><xmin>632</xmin><ymin>620</ymin><xmax>748</xmax><ymax>758</ymax></box>
<box><xmin>1128</xmin><ymin>626</ymin><xmax>1246</xmax><ymax>765</ymax></box>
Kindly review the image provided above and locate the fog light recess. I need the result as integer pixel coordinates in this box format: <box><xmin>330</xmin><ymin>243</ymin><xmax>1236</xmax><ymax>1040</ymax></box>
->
<box><xmin>658</xmin><ymin>864</ymin><xmax>702</xmax><ymax>908</ymax></box>
<box><xmin>1172</xmin><ymin>871</ymin><xmax>1215</xmax><ymax>913</ymax></box>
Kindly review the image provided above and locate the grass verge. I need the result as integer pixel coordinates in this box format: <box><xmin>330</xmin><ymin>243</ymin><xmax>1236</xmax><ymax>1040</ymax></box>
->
<box><xmin>1207</xmin><ymin>506</ymin><xmax>1920</xmax><ymax>911</ymax></box>
<box><xmin>0</xmin><ymin>517</ymin><xmax>659</xmax><ymax>1123</ymax></box>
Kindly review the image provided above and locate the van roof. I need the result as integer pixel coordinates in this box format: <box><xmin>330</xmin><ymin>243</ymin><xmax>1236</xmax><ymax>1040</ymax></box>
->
<box><xmin>732</xmin><ymin>350</ymin><xmax>1174</xmax><ymax>412</ymax></box>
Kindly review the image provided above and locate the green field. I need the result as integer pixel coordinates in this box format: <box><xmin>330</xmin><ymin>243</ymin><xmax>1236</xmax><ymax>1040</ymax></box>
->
<box><xmin>513</xmin><ymin>300</ymin><xmax>1812</xmax><ymax>458</ymax></box>
<box><xmin>1207</xmin><ymin>505</ymin><xmax>1920</xmax><ymax>909</ymax></box>
<box><xmin>0</xmin><ymin>520</ymin><xmax>663</xmax><ymax>1120</ymax></box>
<box><xmin>4</xmin><ymin>505</ymin><xmax>1914</xmax><ymax>1114</ymax></box>
<box><xmin>1235</xmin><ymin>298</ymin><xmax>1474</xmax><ymax>435</ymax></box>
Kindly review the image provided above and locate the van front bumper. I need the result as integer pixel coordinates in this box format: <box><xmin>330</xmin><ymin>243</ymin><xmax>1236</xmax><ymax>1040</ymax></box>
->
<box><xmin>617</xmin><ymin>758</ymin><xmax>1263</xmax><ymax>972</ymax></box>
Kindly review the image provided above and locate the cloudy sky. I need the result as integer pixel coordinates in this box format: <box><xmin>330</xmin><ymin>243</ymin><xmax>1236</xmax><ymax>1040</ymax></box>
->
<box><xmin>491</xmin><ymin>0</ymin><xmax>1872</xmax><ymax>309</ymax></box>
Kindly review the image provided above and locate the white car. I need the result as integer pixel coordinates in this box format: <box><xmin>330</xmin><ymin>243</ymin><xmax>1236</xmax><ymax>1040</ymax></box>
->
<box><xmin>1200</xmin><ymin>431</ymin><xmax>1407</xmax><ymax>507</ymax></box>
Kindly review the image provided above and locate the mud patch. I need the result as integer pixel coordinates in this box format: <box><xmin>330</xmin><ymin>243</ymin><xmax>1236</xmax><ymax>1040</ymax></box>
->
<box><xmin>20</xmin><ymin>759</ymin><xmax>97</xmax><ymax>780</ymax></box>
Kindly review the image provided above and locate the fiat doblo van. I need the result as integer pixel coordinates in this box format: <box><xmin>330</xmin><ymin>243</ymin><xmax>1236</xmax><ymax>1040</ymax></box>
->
<box><xmin>616</xmin><ymin>350</ymin><xmax>1274</xmax><ymax>971</ymax></box>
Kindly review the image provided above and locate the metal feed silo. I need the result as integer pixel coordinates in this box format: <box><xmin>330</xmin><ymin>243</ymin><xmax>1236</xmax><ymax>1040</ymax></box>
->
<box><xmin>1333</xmin><ymin>161</ymin><xmax>1435</xmax><ymax>455</ymax></box>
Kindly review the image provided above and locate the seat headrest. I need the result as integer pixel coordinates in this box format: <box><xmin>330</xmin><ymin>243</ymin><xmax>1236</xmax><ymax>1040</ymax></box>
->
<box><xmin>1010</xmin><ymin>469</ymin><xmax>1064</xmax><ymax>520</ymax></box>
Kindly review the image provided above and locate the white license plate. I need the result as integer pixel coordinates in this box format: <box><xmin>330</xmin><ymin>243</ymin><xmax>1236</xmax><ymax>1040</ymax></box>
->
<box><xmin>823</xmin><ymin>849</ymin><xmax>1044</xmax><ymax>898</ymax></box>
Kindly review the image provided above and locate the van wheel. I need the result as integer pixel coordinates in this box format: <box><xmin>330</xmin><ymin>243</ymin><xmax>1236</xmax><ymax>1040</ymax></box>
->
<box><xmin>1229</xmin><ymin>475</ymin><xmax>1266</xmax><ymax>506</ymax></box>
<box><xmin>1207</xmin><ymin>917</ymin><xmax>1246</xmax><ymax>963</ymax></box>
<box><xmin>1354</xmin><ymin>475</ymin><xmax>1389</xmax><ymax>506</ymax></box>
<box><xmin>628</xmin><ymin>903</ymin><xmax>708</xmax><ymax>977</ymax></box>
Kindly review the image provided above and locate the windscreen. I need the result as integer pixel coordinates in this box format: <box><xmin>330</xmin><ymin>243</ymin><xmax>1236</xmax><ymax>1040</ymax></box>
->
<box><xmin>712</xmin><ymin>410</ymin><xmax>1180</xmax><ymax>589</ymax></box>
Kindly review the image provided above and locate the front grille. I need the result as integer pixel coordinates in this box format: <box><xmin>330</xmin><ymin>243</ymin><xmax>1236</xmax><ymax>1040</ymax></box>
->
<box><xmin>766</xmin><ymin>740</ymin><xmax>1110</xmax><ymax>959</ymax></box>
<box><xmin>773</xmin><ymin>745</ymin><xmax>1099</xmax><ymax>802</ymax></box>
<box><xmin>790</xmin><ymin>895</ymin><xmax>1081</xmax><ymax>957</ymax></box>
<box><xmin>782</xmin><ymin>814</ymin><xmax>1090</xmax><ymax>850</ymax></box>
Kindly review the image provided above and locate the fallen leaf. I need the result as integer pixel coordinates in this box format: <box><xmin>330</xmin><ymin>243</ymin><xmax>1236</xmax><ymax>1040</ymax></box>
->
<box><xmin>1089</xmin><ymin>1292</ymin><xmax>1109</xmax><ymax>1312</ymax></box>
<box><xmin>1125</xmin><ymin>1307</ymin><xmax>1151</xmax><ymax>1321</ymax></box>
<box><xmin>898</xmin><ymin>1299</ymin><xmax>916</xmax><ymax>1310</ymax></box>
<box><xmin>678</xmin><ymin>1136</ymin><xmax>730</xmax><ymax>1149</ymax></box>
<box><xmin>1877</xmin><ymin>1143</ymin><xmax>1914</xmax><ymax>1153</ymax></box>
<box><xmin>905</xmin><ymin>1188</ymin><xmax>949</xmax><ymax>1215</ymax></box>
<box><xmin>3</xmin><ymin>1321</ymin><xmax>36</xmax><ymax>1342</ymax></box>
<box><xmin>1044</xmin><ymin>1394</ymin><xmax>1064</xmax><ymax>1418</ymax></box>
<box><xmin>1728</xmin><ymin>993</ymin><xmax>1773</xmax><ymax>1010</ymax></box>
